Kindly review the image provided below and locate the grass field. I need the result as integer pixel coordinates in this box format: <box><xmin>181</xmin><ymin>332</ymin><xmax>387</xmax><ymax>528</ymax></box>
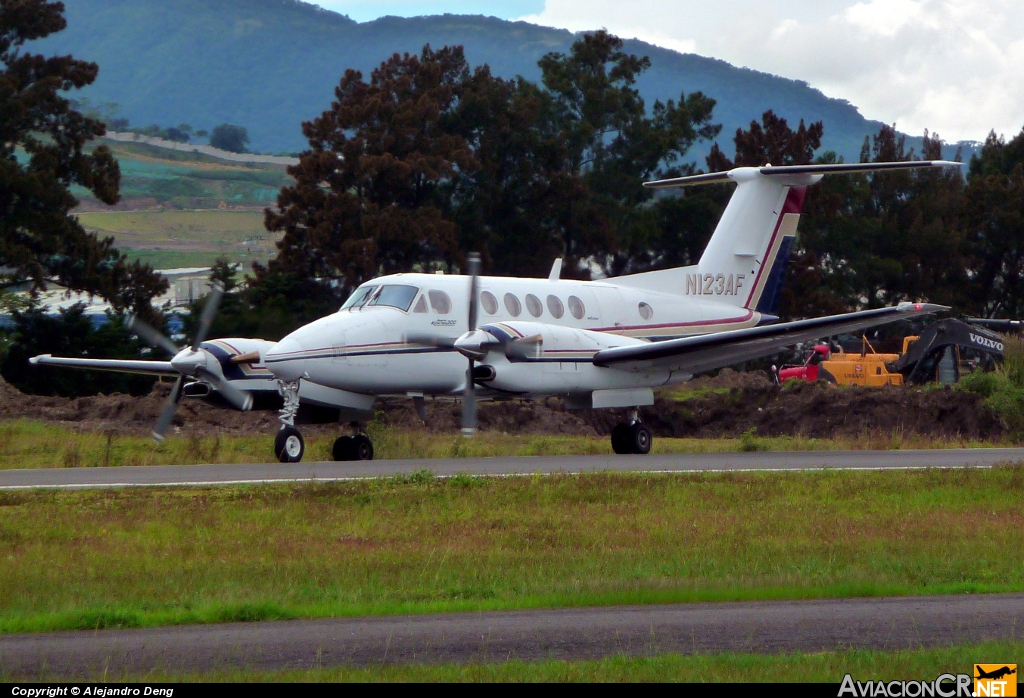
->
<box><xmin>76</xmin><ymin>642</ymin><xmax>1022</xmax><ymax>682</ymax></box>
<box><xmin>78</xmin><ymin>141</ymin><xmax>290</xmax><ymax>210</ymax></box>
<box><xmin>0</xmin><ymin>467</ymin><xmax>1021</xmax><ymax>633</ymax></box>
<box><xmin>68</xmin><ymin>141</ymin><xmax>290</xmax><ymax>268</ymax></box>
<box><xmin>74</xmin><ymin>210</ymin><xmax>278</xmax><ymax>269</ymax></box>
<box><xmin>0</xmin><ymin>419</ymin><xmax>1007</xmax><ymax>470</ymax></box>
<box><xmin>126</xmin><ymin>248</ymin><xmax>266</xmax><ymax>270</ymax></box>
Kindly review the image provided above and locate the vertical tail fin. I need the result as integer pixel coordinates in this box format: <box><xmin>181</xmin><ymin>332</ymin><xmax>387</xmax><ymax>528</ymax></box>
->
<box><xmin>619</xmin><ymin>161</ymin><xmax>962</xmax><ymax>309</ymax></box>
<box><xmin>691</xmin><ymin>174</ymin><xmax>807</xmax><ymax>313</ymax></box>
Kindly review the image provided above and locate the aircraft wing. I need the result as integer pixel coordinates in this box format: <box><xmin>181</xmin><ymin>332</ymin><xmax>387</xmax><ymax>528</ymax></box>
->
<box><xmin>592</xmin><ymin>303</ymin><xmax>947</xmax><ymax>375</ymax></box>
<box><xmin>30</xmin><ymin>354</ymin><xmax>178</xmax><ymax>376</ymax></box>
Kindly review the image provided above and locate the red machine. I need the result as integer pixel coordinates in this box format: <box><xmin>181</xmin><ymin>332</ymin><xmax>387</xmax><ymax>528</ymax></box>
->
<box><xmin>776</xmin><ymin>344</ymin><xmax>832</xmax><ymax>383</ymax></box>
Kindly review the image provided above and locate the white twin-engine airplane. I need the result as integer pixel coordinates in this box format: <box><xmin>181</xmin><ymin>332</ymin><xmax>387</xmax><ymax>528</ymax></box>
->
<box><xmin>259</xmin><ymin>160</ymin><xmax>959</xmax><ymax>462</ymax></box>
<box><xmin>32</xmin><ymin>161</ymin><xmax>960</xmax><ymax>462</ymax></box>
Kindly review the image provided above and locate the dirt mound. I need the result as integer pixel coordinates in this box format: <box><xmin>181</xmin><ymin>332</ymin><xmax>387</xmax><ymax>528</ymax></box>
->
<box><xmin>637</xmin><ymin>380</ymin><xmax>1003</xmax><ymax>440</ymax></box>
<box><xmin>0</xmin><ymin>371</ymin><xmax>1005</xmax><ymax>441</ymax></box>
<box><xmin>0</xmin><ymin>376</ymin><xmax>284</xmax><ymax>437</ymax></box>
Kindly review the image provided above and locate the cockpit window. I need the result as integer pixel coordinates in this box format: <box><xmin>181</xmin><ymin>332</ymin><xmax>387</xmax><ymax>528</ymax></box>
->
<box><xmin>368</xmin><ymin>284</ymin><xmax>420</xmax><ymax>312</ymax></box>
<box><xmin>340</xmin><ymin>285</ymin><xmax>377</xmax><ymax>310</ymax></box>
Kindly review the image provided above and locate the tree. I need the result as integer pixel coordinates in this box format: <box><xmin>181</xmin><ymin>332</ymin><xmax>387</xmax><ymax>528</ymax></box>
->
<box><xmin>796</xmin><ymin>125</ymin><xmax>966</xmax><ymax>315</ymax></box>
<box><xmin>1</xmin><ymin>303</ymin><xmax>155</xmax><ymax>397</ymax></box>
<box><xmin>537</xmin><ymin>31</ymin><xmax>720</xmax><ymax>275</ymax></box>
<box><xmin>209</xmin><ymin>123</ymin><xmax>250</xmax><ymax>153</ymax></box>
<box><xmin>261</xmin><ymin>45</ymin><xmax>472</xmax><ymax>299</ymax></box>
<box><xmin>961</xmin><ymin>128</ymin><xmax>1024</xmax><ymax>317</ymax></box>
<box><xmin>445</xmin><ymin>69</ymin><xmax>571</xmax><ymax>277</ymax></box>
<box><xmin>0</xmin><ymin>0</ymin><xmax>166</xmax><ymax>318</ymax></box>
<box><xmin>164</xmin><ymin>123</ymin><xmax>193</xmax><ymax>143</ymax></box>
<box><xmin>706</xmin><ymin>110</ymin><xmax>823</xmax><ymax>171</ymax></box>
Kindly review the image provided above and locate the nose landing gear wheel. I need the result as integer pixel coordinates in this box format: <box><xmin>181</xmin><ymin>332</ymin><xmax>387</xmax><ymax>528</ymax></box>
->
<box><xmin>275</xmin><ymin>426</ymin><xmax>305</xmax><ymax>463</ymax></box>
<box><xmin>611</xmin><ymin>422</ymin><xmax>652</xmax><ymax>455</ymax></box>
<box><xmin>332</xmin><ymin>434</ymin><xmax>375</xmax><ymax>461</ymax></box>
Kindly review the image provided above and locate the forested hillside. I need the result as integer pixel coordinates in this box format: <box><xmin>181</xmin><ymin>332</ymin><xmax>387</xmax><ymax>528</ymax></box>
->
<box><xmin>31</xmin><ymin>0</ymin><xmax>956</xmax><ymax>159</ymax></box>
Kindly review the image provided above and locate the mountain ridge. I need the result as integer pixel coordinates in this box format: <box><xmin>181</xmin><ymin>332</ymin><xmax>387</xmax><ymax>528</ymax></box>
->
<box><xmin>34</xmin><ymin>0</ymin><xmax>968</xmax><ymax>161</ymax></box>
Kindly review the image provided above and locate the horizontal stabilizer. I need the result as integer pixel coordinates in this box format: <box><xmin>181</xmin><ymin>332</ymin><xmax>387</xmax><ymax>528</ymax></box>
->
<box><xmin>644</xmin><ymin>161</ymin><xmax>963</xmax><ymax>189</ymax></box>
<box><xmin>593</xmin><ymin>302</ymin><xmax>947</xmax><ymax>375</ymax></box>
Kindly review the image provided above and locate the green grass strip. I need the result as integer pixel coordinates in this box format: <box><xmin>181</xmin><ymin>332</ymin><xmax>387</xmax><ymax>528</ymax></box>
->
<box><xmin>1</xmin><ymin>468</ymin><xmax>1023</xmax><ymax>634</ymax></box>
<box><xmin>0</xmin><ymin>419</ymin><xmax>1008</xmax><ymax>470</ymax></box>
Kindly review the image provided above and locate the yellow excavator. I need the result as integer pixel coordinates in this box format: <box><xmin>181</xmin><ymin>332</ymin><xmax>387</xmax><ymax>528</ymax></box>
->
<box><xmin>776</xmin><ymin>319</ymin><xmax>1005</xmax><ymax>386</ymax></box>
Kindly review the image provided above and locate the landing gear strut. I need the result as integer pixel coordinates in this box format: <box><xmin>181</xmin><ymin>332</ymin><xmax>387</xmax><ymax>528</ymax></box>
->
<box><xmin>611</xmin><ymin>411</ymin><xmax>652</xmax><ymax>455</ymax></box>
<box><xmin>275</xmin><ymin>379</ymin><xmax>304</xmax><ymax>463</ymax></box>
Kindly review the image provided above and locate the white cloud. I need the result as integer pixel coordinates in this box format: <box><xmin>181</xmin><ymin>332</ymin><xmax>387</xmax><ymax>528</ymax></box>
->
<box><xmin>520</xmin><ymin>0</ymin><xmax>1024</xmax><ymax>142</ymax></box>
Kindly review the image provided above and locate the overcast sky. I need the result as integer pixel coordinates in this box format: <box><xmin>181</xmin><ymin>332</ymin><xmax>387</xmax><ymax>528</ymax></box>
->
<box><xmin>315</xmin><ymin>0</ymin><xmax>1023</xmax><ymax>143</ymax></box>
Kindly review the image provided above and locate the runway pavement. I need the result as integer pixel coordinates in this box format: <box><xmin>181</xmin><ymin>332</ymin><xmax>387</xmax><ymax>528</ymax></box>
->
<box><xmin>2</xmin><ymin>594</ymin><xmax>1021</xmax><ymax>678</ymax></box>
<box><xmin>1</xmin><ymin>448</ymin><xmax>1023</xmax><ymax>490</ymax></box>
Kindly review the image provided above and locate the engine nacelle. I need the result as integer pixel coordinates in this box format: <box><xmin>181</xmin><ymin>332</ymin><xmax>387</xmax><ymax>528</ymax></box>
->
<box><xmin>477</xmin><ymin>322</ymin><xmax>672</xmax><ymax>394</ymax></box>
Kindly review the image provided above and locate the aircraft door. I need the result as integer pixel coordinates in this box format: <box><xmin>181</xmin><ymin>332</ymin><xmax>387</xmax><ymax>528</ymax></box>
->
<box><xmin>570</xmin><ymin>288</ymin><xmax>601</xmax><ymax>326</ymax></box>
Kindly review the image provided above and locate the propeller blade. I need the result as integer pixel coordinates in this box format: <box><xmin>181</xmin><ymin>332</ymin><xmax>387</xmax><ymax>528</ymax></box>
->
<box><xmin>466</xmin><ymin>252</ymin><xmax>480</xmax><ymax>332</ymax></box>
<box><xmin>192</xmin><ymin>282</ymin><xmax>225</xmax><ymax>351</ymax></box>
<box><xmin>462</xmin><ymin>252</ymin><xmax>481</xmax><ymax>437</ymax></box>
<box><xmin>128</xmin><ymin>315</ymin><xmax>180</xmax><ymax>357</ymax></box>
<box><xmin>199</xmin><ymin>369</ymin><xmax>254</xmax><ymax>412</ymax></box>
<box><xmin>152</xmin><ymin>375</ymin><xmax>185</xmax><ymax>442</ymax></box>
<box><xmin>462</xmin><ymin>360</ymin><xmax>477</xmax><ymax>436</ymax></box>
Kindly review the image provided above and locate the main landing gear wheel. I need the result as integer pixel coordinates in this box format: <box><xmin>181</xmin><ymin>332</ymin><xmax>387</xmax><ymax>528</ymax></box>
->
<box><xmin>611</xmin><ymin>422</ymin><xmax>652</xmax><ymax>455</ymax></box>
<box><xmin>275</xmin><ymin>426</ymin><xmax>304</xmax><ymax>463</ymax></box>
<box><xmin>332</xmin><ymin>434</ymin><xmax>374</xmax><ymax>461</ymax></box>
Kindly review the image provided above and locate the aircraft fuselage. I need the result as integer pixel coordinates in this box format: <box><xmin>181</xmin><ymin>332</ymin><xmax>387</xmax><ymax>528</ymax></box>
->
<box><xmin>265</xmin><ymin>271</ymin><xmax>769</xmax><ymax>398</ymax></box>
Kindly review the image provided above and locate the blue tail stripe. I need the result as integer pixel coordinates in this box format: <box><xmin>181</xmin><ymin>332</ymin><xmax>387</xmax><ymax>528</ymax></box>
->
<box><xmin>755</xmin><ymin>235</ymin><xmax>795</xmax><ymax>315</ymax></box>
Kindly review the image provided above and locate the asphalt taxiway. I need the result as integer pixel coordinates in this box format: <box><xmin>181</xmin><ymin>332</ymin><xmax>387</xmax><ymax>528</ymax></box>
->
<box><xmin>2</xmin><ymin>594</ymin><xmax>1021</xmax><ymax>678</ymax></box>
<box><xmin>1</xmin><ymin>448</ymin><xmax>1023</xmax><ymax>490</ymax></box>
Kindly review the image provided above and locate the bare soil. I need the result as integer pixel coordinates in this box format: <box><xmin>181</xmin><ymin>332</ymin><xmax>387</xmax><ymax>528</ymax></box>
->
<box><xmin>0</xmin><ymin>369</ymin><xmax>1005</xmax><ymax>440</ymax></box>
<box><xmin>636</xmin><ymin>371</ymin><xmax>1005</xmax><ymax>441</ymax></box>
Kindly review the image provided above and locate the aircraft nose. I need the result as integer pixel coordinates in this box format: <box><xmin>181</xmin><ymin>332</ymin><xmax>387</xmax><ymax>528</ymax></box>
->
<box><xmin>265</xmin><ymin>334</ymin><xmax>307</xmax><ymax>382</ymax></box>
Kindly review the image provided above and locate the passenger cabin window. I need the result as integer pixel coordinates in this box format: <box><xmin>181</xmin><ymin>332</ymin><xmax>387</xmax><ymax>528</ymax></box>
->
<box><xmin>368</xmin><ymin>284</ymin><xmax>419</xmax><ymax>312</ymax></box>
<box><xmin>412</xmin><ymin>295</ymin><xmax>428</xmax><ymax>313</ymax></box>
<box><xmin>547</xmin><ymin>295</ymin><xmax>564</xmax><ymax>319</ymax></box>
<box><xmin>568</xmin><ymin>295</ymin><xmax>585</xmax><ymax>320</ymax></box>
<box><xmin>504</xmin><ymin>293</ymin><xmax>522</xmax><ymax>317</ymax></box>
<box><xmin>428</xmin><ymin>290</ymin><xmax>452</xmax><ymax>314</ymax></box>
<box><xmin>480</xmin><ymin>291</ymin><xmax>498</xmax><ymax>315</ymax></box>
<box><xmin>340</xmin><ymin>285</ymin><xmax>377</xmax><ymax>310</ymax></box>
<box><xmin>638</xmin><ymin>302</ymin><xmax>653</xmax><ymax>320</ymax></box>
<box><xmin>525</xmin><ymin>294</ymin><xmax>543</xmax><ymax>318</ymax></box>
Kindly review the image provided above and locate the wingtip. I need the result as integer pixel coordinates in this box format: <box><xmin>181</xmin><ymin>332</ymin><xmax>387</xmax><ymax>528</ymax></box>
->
<box><xmin>28</xmin><ymin>354</ymin><xmax>47</xmax><ymax>365</ymax></box>
<box><xmin>897</xmin><ymin>302</ymin><xmax>950</xmax><ymax>313</ymax></box>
